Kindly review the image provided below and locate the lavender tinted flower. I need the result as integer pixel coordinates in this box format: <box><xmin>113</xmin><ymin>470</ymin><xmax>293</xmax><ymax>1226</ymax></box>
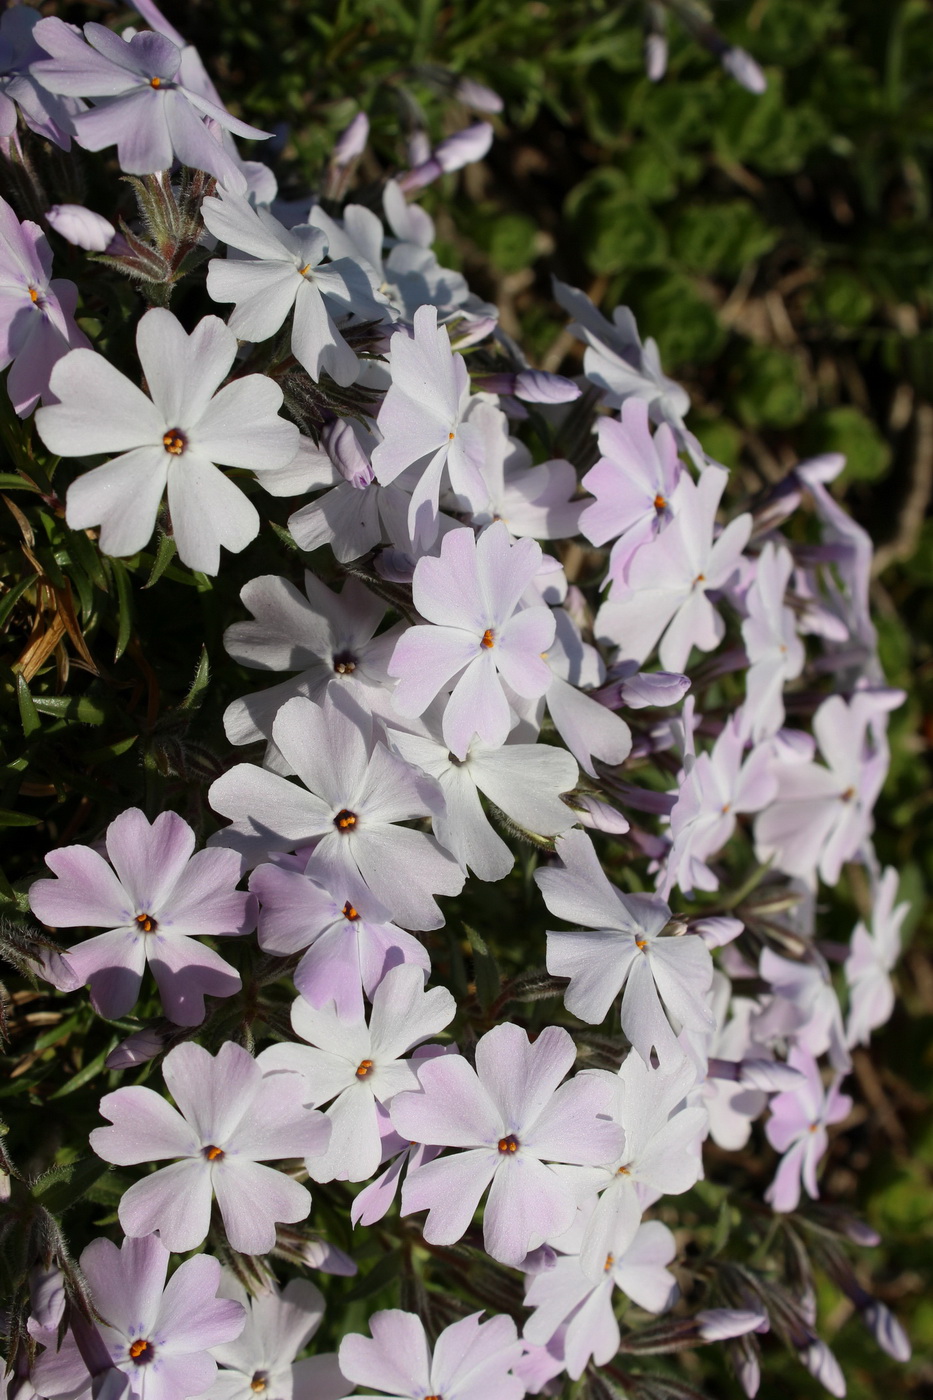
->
<box><xmin>75</xmin><ymin>1235</ymin><xmax>245</xmax><ymax>1400</ymax></box>
<box><xmin>90</xmin><ymin>1040</ymin><xmax>330</xmax><ymax>1254</ymax></box>
<box><xmin>0</xmin><ymin>195</ymin><xmax>89</xmax><ymax>416</ymax></box>
<box><xmin>392</xmin><ymin>1023</ymin><xmax>624</xmax><ymax>1267</ymax></box>
<box><xmin>29</xmin><ymin>808</ymin><xmax>254</xmax><ymax>1025</ymax></box>
<box><xmin>338</xmin><ymin>1310</ymin><xmax>524</xmax><ymax>1400</ymax></box>
<box><xmin>31</xmin><ymin>19</ymin><xmax>270</xmax><ymax>180</ymax></box>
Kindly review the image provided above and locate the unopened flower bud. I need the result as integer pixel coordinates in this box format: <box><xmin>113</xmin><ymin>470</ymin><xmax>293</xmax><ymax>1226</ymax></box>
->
<box><xmin>645</xmin><ymin>32</ymin><xmax>668</xmax><ymax>81</ymax></box>
<box><xmin>332</xmin><ymin>112</ymin><xmax>369</xmax><ymax>167</ymax></box>
<box><xmin>435</xmin><ymin>121</ymin><xmax>494</xmax><ymax>172</ymax></box>
<box><xmin>454</xmin><ymin>77</ymin><xmax>503</xmax><ymax>113</ymax></box>
<box><xmin>105</xmin><ymin>1026</ymin><xmax>169</xmax><ymax>1070</ymax></box>
<box><xmin>325</xmin><ymin>419</ymin><xmax>374</xmax><ymax>489</ymax></box>
<box><xmin>721</xmin><ymin>46</ymin><xmax>767</xmax><ymax>95</ymax></box>
<box><xmin>564</xmin><ymin>792</ymin><xmax>630</xmax><ymax>835</ymax></box>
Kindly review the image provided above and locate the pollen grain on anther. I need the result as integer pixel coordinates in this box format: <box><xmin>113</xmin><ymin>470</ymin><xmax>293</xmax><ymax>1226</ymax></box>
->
<box><xmin>135</xmin><ymin>913</ymin><xmax>157</xmax><ymax>933</ymax></box>
<box><xmin>332</xmin><ymin>649</ymin><xmax>357</xmax><ymax>674</ymax></box>
<box><xmin>334</xmin><ymin>809</ymin><xmax>358</xmax><ymax>831</ymax></box>
<box><xmin>355</xmin><ymin>1059</ymin><xmax>374</xmax><ymax>1079</ymax></box>
<box><xmin>162</xmin><ymin>428</ymin><xmax>186</xmax><ymax>455</ymax></box>
<box><xmin>497</xmin><ymin>1134</ymin><xmax>519</xmax><ymax>1154</ymax></box>
<box><xmin>480</xmin><ymin>628</ymin><xmax>495</xmax><ymax>649</ymax></box>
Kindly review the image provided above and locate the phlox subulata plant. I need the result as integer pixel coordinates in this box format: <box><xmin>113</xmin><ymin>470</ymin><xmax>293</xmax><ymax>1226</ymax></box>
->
<box><xmin>0</xmin><ymin>3</ymin><xmax>915</xmax><ymax>1400</ymax></box>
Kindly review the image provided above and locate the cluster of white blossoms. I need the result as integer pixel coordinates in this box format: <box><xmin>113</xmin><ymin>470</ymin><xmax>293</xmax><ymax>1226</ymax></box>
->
<box><xmin>1</xmin><ymin>3</ymin><xmax>912</xmax><ymax>1399</ymax></box>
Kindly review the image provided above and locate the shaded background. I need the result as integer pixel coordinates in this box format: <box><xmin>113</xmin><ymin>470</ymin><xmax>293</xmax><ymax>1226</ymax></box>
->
<box><xmin>2</xmin><ymin>0</ymin><xmax>932</xmax><ymax>1394</ymax></box>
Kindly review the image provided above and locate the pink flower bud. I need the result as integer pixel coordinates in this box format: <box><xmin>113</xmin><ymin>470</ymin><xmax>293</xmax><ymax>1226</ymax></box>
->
<box><xmin>297</xmin><ymin>1237</ymin><xmax>358</xmax><ymax>1275</ymax></box>
<box><xmin>332</xmin><ymin>111</ymin><xmax>369</xmax><ymax>166</ymax></box>
<box><xmin>434</xmin><ymin>121</ymin><xmax>493</xmax><ymax>172</ymax></box>
<box><xmin>721</xmin><ymin>46</ymin><xmax>767</xmax><ymax>94</ymax></box>
<box><xmin>454</xmin><ymin>77</ymin><xmax>503</xmax><ymax>113</ymax></box>
<box><xmin>567</xmin><ymin>792</ymin><xmax>630</xmax><ymax>835</ymax></box>
<box><xmin>105</xmin><ymin>1026</ymin><xmax>167</xmax><ymax>1070</ymax></box>
<box><xmin>645</xmin><ymin>33</ymin><xmax>668</xmax><ymax>81</ymax></box>
<box><xmin>325</xmin><ymin>419</ymin><xmax>374</xmax><ymax>489</ymax></box>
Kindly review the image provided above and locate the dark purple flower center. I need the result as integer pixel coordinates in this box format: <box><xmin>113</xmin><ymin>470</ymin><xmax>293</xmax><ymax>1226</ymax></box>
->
<box><xmin>250</xmin><ymin>1373</ymin><xmax>269</xmax><ymax>1393</ymax></box>
<box><xmin>342</xmin><ymin>901</ymin><xmax>360</xmax><ymax>921</ymax></box>
<box><xmin>163</xmin><ymin>428</ymin><xmax>186</xmax><ymax>455</ymax></box>
<box><xmin>135</xmin><ymin>912</ymin><xmax>157</xmax><ymax>933</ymax></box>
<box><xmin>332</xmin><ymin>650</ymin><xmax>357</xmax><ymax>674</ymax></box>
<box><xmin>497</xmin><ymin>1134</ymin><xmax>519</xmax><ymax>1154</ymax></box>
<box><xmin>202</xmin><ymin>1144</ymin><xmax>225</xmax><ymax>1161</ymax></box>
<box><xmin>355</xmin><ymin>1059</ymin><xmax>374</xmax><ymax>1079</ymax></box>
<box><xmin>334</xmin><ymin>809</ymin><xmax>358</xmax><ymax>832</ymax></box>
<box><xmin>129</xmin><ymin>1339</ymin><xmax>154</xmax><ymax>1365</ymax></box>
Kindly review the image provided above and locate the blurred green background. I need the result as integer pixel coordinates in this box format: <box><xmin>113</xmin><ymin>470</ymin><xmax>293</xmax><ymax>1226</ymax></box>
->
<box><xmin>2</xmin><ymin>0</ymin><xmax>932</xmax><ymax>1394</ymax></box>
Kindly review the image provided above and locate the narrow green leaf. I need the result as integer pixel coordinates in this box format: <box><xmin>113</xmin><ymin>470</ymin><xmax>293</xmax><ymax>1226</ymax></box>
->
<box><xmin>85</xmin><ymin>734</ymin><xmax>138</xmax><ymax>764</ymax></box>
<box><xmin>342</xmin><ymin>1248</ymin><xmax>403</xmax><ymax>1302</ymax></box>
<box><xmin>0</xmin><ymin>808</ymin><xmax>41</xmax><ymax>828</ymax></box>
<box><xmin>178</xmin><ymin>645</ymin><xmax>210</xmax><ymax>713</ymax></box>
<box><xmin>16</xmin><ymin>674</ymin><xmax>41</xmax><ymax>737</ymax></box>
<box><xmin>465</xmin><ymin>922</ymin><xmax>501</xmax><ymax>1011</ymax></box>
<box><xmin>33</xmin><ymin>1013</ymin><xmax>83</xmax><ymax>1052</ymax></box>
<box><xmin>31</xmin><ymin>695</ymin><xmax>108</xmax><ymax>723</ymax></box>
<box><xmin>109</xmin><ymin>559</ymin><xmax>133</xmax><ymax>660</ymax></box>
<box><xmin>0</xmin><ymin>473</ymin><xmax>40</xmax><ymax>494</ymax></box>
<box><xmin>0</xmin><ymin>576</ymin><xmax>35</xmax><ymax>631</ymax></box>
<box><xmin>144</xmin><ymin>533</ymin><xmax>177</xmax><ymax>589</ymax></box>
<box><xmin>48</xmin><ymin>1045</ymin><xmax>112</xmax><ymax>1098</ymax></box>
<box><xmin>31</xmin><ymin>1157</ymin><xmax>112</xmax><ymax>1213</ymax></box>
